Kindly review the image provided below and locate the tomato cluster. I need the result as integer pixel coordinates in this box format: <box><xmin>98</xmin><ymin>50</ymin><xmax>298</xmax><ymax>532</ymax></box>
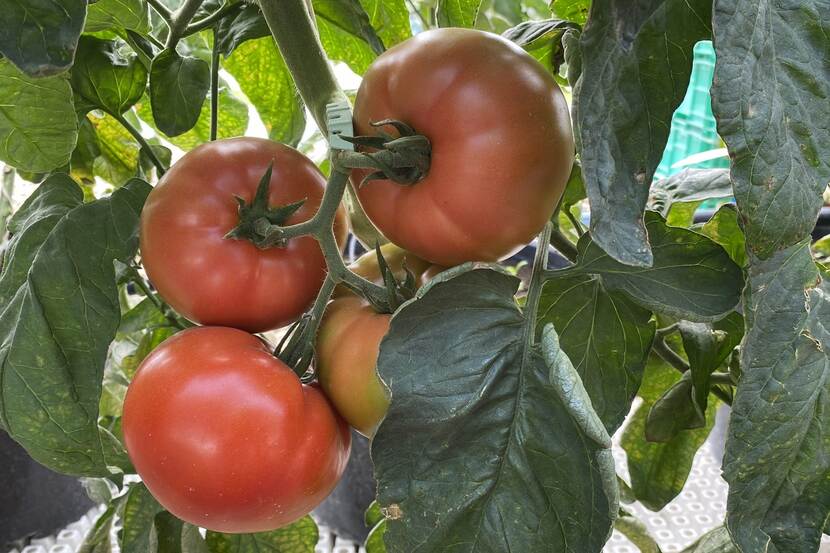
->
<box><xmin>125</xmin><ymin>28</ymin><xmax>572</xmax><ymax>534</ymax></box>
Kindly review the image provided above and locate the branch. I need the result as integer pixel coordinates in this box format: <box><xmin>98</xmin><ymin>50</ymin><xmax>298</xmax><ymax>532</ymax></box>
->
<box><xmin>112</xmin><ymin>112</ymin><xmax>167</xmax><ymax>176</ymax></box>
<box><xmin>524</xmin><ymin>224</ymin><xmax>554</xmax><ymax>347</ymax></box>
<box><xmin>165</xmin><ymin>0</ymin><xmax>205</xmax><ymax>48</ymax></box>
<box><xmin>183</xmin><ymin>1</ymin><xmax>243</xmax><ymax>37</ymax></box>
<box><xmin>549</xmin><ymin>227</ymin><xmax>578</xmax><ymax>262</ymax></box>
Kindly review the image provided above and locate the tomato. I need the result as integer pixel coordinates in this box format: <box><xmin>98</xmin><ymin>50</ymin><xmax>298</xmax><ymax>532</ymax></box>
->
<box><xmin>333</xmin><ymin>243</ymin><xmax>437</xmax><ymax>298</ymax></box>
<box><xmin>140</xmin><ymin>137</ymin><xmax>347</xmax><ymax>333</ymax></box>
<box><xmin>352</xmin><ymin>28</ymin><xmax>574</xmax><ymax>266</ymax></box>
<box><xmin>316</xmin><ymin>295</ymin><xmax>391</xmax><ymax>437</ymax></box>
<box><xmin>123</xmin><ymin>326</ymin><xmax>351</xmax><ymax>533</ymax></box>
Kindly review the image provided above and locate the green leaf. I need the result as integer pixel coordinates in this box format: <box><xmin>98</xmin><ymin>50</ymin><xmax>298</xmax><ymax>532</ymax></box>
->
<box><xmin>79</xmin><ymin>503</ymin><xmax>117</xmax><ymax>553</ymax></box>
<box><xmin>681</xmin><ymin>526</ymin><xmax>738</xmax><ymax>553</ymax></box>
<box><xmin>214</xmin><ymin>3</ymin><xmax>270</xmax><ymax>56</ymax></box>
<box><xmin>154</xmin><ymin>511</ymin><xmax>184</xmax><ymax>553</ymax></box>
<box><xmin>121</xmin><ymin>483</ymin><xmax>164</xmax><ymax>553</ymax></box>
<box><xmin>573</xmin><ymin>0</ymin><xmax>713</xmax><ymax>266</ymax></box>
<box><xmin>0</xmin><ymin>60</ymin><xmax>79</xmax><ymax>173</ymax></box>
<box><xmin>502</xmin><ymin>19</ymin><xmax>578</xmax><ymax>75</ymax></box>
<box><xmin>572</xmin><ymin>212</ymin><xmax>743</xmax><ymax>322</ymax></box>
<box><xmin>648</xmin><ymin>169</ymin><xmax>733</xmax><ymax>219</ymax></box>
<box><xmin>0</xmin><ymin>177</ymin><xmax>150</xmax><ymax>475</ymax></box>
<box><xmin>71</xmin><ymin>36</ymin><xmax>148</xmax><ymax>115</ymax></box>
<box><xmin>358</xmin><ymin>0</ymin><xmax>412</xmax><ymax>48</ymax></box>
<box><xmin>723</xmin><ymin>241</ymin><xmax>830</xmax><ymax>552</ymax></box>
<box><xmin>551</xmin><ymin>0</ymin><xmax>591</xmax><ymax>25</ymax></box>
<box><xmin>223</xmin><ymin>37</ymin><xmax>305</xmax><ymax>146</ymax></box>
<box><xmin>150</xmin><ymin>49</ymin><xmax>210</xmax><ymax>137</ymax></box>
<box><xmin>0</xmin><ymin>0</ymin><xmax>86</xmax><ymax>77</ymax></box>
<box><xmin>314</xmin><ymin>0</ymin><xmax>385</xmax><ymax>55</ymax></box>
<box><xmin>136</xmin><ymin>85</ymin><xmax>248</xmax><ymax>151</ymax></box>
<box><xmin>204</xmin><ymin>516</ymin><xmax>318</xmax><ymax>552</ymax></box>
<box><xmin>621</xmin><ymin>358</ymin><xmax>718</xmax><ymax>511</ymax></box>
<box><xmin>365</xmin><ymin>520</ymin><xmax>387</xmax><ymax>553</ymax></box>
<box><xmin>181</xmin><ymin>524</ymin><xmax>210</xmax><ymax>553</ymax></box>
<box><xmin>698</xmin><ymin>205</ymin><xmax>747</xmax><ymax>268</ymax></box>
<box><xmin>372</xmin><ymin>267</ymin><xmax>618</xmax><ymax>551</ymax></box>
<box><xmin>561</xmin><ymin>160</ymin><xmax>586</xmax><ymax>209</ymax></box>
<box><xmin>436</xmin><ymin>0</ymin><xmax>482</xmax><ymax>27</ymax></box>
<box><xmin>364</xmin><ymin>500</ymin><xmax>384</xmax><ymax>528</ymax></box>
<box><xmin>315</xmin><ymin>8</ymin><xmax>375</xmax><ymax>75</ymax></box>
<box><xmin>711</xmin><ymin>1</ymin><xmax>830</xmax><ymax>259</ymax></box>
<box><xmin>645</xmin><ymin>371</ymin><xmax>706</xmax><ymax>442</ymax></box>
<box><xmin>538</xmin><ymin>273</ymin><xmax>655</xmax><ymax>432</ymax></box>
<box><xmin>70</xmin><ymin>117</ymin><xmax>103</xmax><ymax>186</ymax></box>
<box><xmin>87</xmin><ymin>112</ymin><xmax>146</xmax><ymax>186</ymax></box>
<box><xmin>614</xmin><ymin>509</ymin><xmax>662</xmax><ymax>553</ymax></box>
<box><xmin>85</xmin><ymin>0</ymin><xmax>151</xmax><ymax>33</ymax></box>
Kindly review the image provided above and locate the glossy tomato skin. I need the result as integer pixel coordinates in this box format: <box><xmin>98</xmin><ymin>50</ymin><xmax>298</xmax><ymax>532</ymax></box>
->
<box><xmin>140</xmin><ymin>137</ymin><xmax>347</xmax><ymax>333</ymax></box>
<box><xmin>122</xmin><ymin>326</ymin><xmax>351</xmax><ymax>533</ymax></box>
<box><xmin>316</xmin><ymin>296</ymin><xmax>391</xmax><ymax>438</ymax></box>
<box><xmin>353</xmin><ymin>28</ymin><xmax>574</xmax><ymax>266</ymax></box>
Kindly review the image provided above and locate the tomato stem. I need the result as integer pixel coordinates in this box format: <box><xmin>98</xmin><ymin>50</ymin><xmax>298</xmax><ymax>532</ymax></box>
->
<box><xmin>112</xmin><ymin>112</ymin><xmax>167</xmax><ymax>177</ymax></box>
<box><xmin>146</xmin><ymin>0</ymin><xmax>173</xmax><ymax>25</ymax></box>
<box><xmin>209</xmin><ymin>30</ymin><xmax>220</xmax><ymax>142</ymax></box>
<box><xmin>129</xmin><ymin>268</ymin><xmax>188</xmax><ymax>331</ymax></box>
<box><xmin>257</xmin><ymin>0</ymin><xmax>348</xmax><ymax>134</ymax></box>
<box><xmin>548</xmin><ymin>228</ymin><xmax>578</xmax><ymax>263</ymax></box>
<box><xmin>523</xmin><ymin>223</ymin><xmax>554</xmax><ymax>348</ymax></box>
<box><xmin>184</xmin><ymin>2</ymin><xmax>243</xmax><ymax>38</ymax></box>
<box><xmin>277</xmin><ymin>274</ymin><xmax>337</xmax><ymax>376</ymax></box>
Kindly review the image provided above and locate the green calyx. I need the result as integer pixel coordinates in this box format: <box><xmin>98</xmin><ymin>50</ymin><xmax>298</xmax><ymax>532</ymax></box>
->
<box><xmin>339</xmin><ymin>119</ymin><xmax>432</xmax><ymax>187</ymax></box>
<box><xmin>224</xmin><ymin>163</ymin><xmax>306</xmax><ymax>249</ymax></box>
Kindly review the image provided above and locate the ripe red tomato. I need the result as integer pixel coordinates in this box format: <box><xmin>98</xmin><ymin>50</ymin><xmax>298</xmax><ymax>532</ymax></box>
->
<box><xmin>316</xmin><ymin>295</ymin><xmax>391</xmax><ymax>438</ymax></box>
<box><xmin>352</xmin><ymin>28</ymin><xmax>574</xmax><ymax>266</ymax></box>
<box><xmin>122</xmin><ymin>326</ymin><xmax>351</xmax><ymax>533</ymax></box>
<box><xmin>140</xmin><ymin>137</ymin><xmax>347</xmax><ymax>333</ymax></box>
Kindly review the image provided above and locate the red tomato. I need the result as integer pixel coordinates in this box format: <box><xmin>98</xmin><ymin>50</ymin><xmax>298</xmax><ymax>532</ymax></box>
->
<box><xmin>122</xmin><ymin>326</ymin><xmax>351</xmax><ymax>533</ymax></box>
<box><xmin>316</xmin><ymin>296</ymin><xmax>391</xmax><ymax>438</ymax></box>
<box><xmin>352</xmin><ymin>28</ymin><xmax>574</xmax><ymax>266</ymax></box>
<box><xmin>140</xmin><ymin>137</ymin><xmax>347</xmax><ymax>333</ymax></box>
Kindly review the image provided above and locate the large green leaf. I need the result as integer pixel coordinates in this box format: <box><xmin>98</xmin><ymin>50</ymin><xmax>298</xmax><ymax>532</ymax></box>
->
<box><xmin>0</xmin><ymin>60</ymin><xmax>78</xmax><ymax>173</ymax></box>
<box><xmin>372</xmin><ymin>267</ymin><xmax>618</xmax><ymax>552</ymax></box>
<box><xmin>0</xmin><ymin>177</ymin><xmax>150</xmax><ymax>475</ymax></box>
<box><xmin>723</xmin><ymin>242</ymin><xmax>830</xmax><ymax>552</ymax></box>
<box><xmin>150</xmin><ymin>49</ymin><xmax>210</xmax><ymax>137</ymax></box>
<box><xmin>223</xmin><ymin>37</ymin><xmax>305</xmax><ymax>146</ymax></box>
<box><xmin>204</xmin><ymin>516</ymin><xmax>318</xmax><ymax>552</ymax></box>
<box><xmin>85</xmin><ymin>0</ymin><xmax>151</xmax><ymax>33</ymax></box>
<box><xmin>359</xmin><ymin>0</ymin><xmax>411</xmax><ymax>48</ymax></box>
<box><xmin>571</xmin><ymin>212</ymin><xmax>743</xmax><ymax>322</ymax></box>
<box><xmin>711</xmin><ymin>1</ymin><xmax>830</xmax><ymax>259</ymax></box>
<box><xmin>315</xmin><ymin>0</ymin><xmax>385</xmax><ymax>56</ymax></box>
<box><xmin>71</xmin><ymin>36</ymin><xmax>148</xmax><ymax>116</ymax></box>
<box><xmin>573</xmin><ymin>0</ymin><xmax>713</xmax><ymax>266</ymax></box>
<box><xmin>537</xmin><ymin>273</ymin><xmax>655</xmax><ymax>432</ymax></box>
<box><xmin>316</xmin><ymin>9</ymin><xmax>376</xmax><ymax>75</ymax></box>
<box><xmin>214</xmin><ymin>2</ymin><xmax>271</xmax><ymax>56</ymax></box>
<box><xmin>622</xmin><ymin>358</ymin><xmax>718</xmax><ymax>511</ymax></box>
<box><xmin>0</xmin><ymin>0</ymin><xmax>86</xmax><ymax>77</ymax></box>
<box><xmin>436</xmin><ymin>0</ymin><xmax>482</xmax><ymax>27</ymax></box>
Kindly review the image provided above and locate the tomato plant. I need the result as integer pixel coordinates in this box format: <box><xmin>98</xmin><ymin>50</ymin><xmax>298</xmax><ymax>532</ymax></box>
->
<box><xmin>123</xmin><ymin>326</ymin><xmax>351</xmax><ymax>533</ymax></box>
<box><xmin>140</xmin><ymin>137</ymin><xmax>347</xmax><ymax>333</ymax></box>
<box><xmin>0</xmin><ymin>0</ymin><xmax>828</xmax><ymax>552</ymax></box>
<box><xmin>352</xmin><ymin>28</ymin><xmax>575</xmax><ymax>266</ymax></box>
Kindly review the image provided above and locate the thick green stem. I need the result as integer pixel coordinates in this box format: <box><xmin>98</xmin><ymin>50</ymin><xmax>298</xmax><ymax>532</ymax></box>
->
<box><xmin>524</xmin><ymin>223</ymin><xmax>554</xmax><ymax>347</ymax></box>
<box><xmin>166</xmin><ymin>0</ymin><xmax>205</xmax><ymax>48</ymax></box>
<box><xmin>655</xmin><ymin>323</ymin><xmax>679</xmax><ymax>339</ymax></box>
<box><xmin>210</xmin><ymin>32</ymin><xmax>220</xmax><ymax>141</ymax></box>
<box><xmin>564</xmin><ymin>208</ymin><xmax>585</xmax><ymax>237</ymax></box>
<box><xmin>257</xmin><ymin>0</ymin><xmax>347</xmax><ymax>134</ymax></box>
<box><xmin>112</xmin><ymin>112</ymin><xmax>167</xmax><ymax>176</ymax></box>
<box><xmin>549</xmin><ymin>228</ymin><xmax>578</xmax><ymax>263</ymax></box>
